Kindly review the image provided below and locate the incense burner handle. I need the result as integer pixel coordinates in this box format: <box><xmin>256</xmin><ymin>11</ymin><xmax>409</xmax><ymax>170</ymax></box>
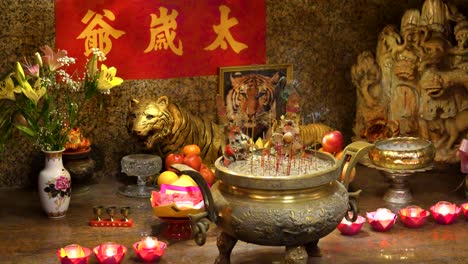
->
<box><xmin>338</xmin><ymin>141</ymin><xmax>374</xmax><ymax>190</ymax></box>
<box><xmin>170</xmin><ymin>164</ymin><xmax>218</xmax><ymax>246</ymax></box>
<box><xmin>338</xmin><ymin>141</ymin><xmax>374</xmax><ymax>222</ymax></box>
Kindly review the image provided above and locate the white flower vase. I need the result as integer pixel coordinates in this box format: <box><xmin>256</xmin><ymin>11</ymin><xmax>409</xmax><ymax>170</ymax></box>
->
<box><xmin>38</xmin><ymin>149</ymin><xmax>71</xmax><ymax>218</ymax></box>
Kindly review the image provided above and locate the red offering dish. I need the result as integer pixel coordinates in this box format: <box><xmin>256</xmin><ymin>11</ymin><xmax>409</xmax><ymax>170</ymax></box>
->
<box><xmin>366</xmin><ymin>208</ymin><xmax>397</xmax><ymax>232</ymax></box>
<box><xmin>398</xmin><ymin>205</ymin><xmax>430</xmax><ymax>228</ymax></box>
<box><xmin>461</xmin><ymin>203</ymin><xmax>468</xmax><ymax>220</ymax></box>
<box><xmin>92</xmin><ymin>242</ymin><xmax>127</xmax><ymax>264</ymax></box>
<box><xmin>133</xmin><ymin>237</ymin><xmax>166</xmax><ymax>263</ymax></box>
<box><xmin>57</xmin><ymin>244</ymin><xmax>92</xmax><ymax>264</ymax></box>
<box><xmin>337</xmin><ymin>215</ymin><xmax>366</xmax><ymax>236</ymax></box>
<box><xmin>430</xmin><ymin>201</ymin><xmax>461</xmax><ymax>225</ymax></box>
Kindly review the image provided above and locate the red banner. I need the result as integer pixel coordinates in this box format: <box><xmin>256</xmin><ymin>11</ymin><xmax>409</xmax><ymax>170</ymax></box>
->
<box><xmin>55</xmin><ymin>0</ymin><xmax>266</xmax><ymax>79</ymax></box>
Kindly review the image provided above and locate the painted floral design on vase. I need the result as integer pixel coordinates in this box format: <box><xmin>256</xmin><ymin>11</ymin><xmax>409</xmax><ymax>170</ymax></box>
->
<box><xmin>38</xmin><ymin>149</ymin><xmax>71</xmax><ymax>218</ymax></box>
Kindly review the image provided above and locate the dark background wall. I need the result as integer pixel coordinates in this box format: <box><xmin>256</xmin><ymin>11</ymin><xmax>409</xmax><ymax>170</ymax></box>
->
<box><xmin>1</xmin><ymin>0</ymin><xmax>467</xmax><ymax>187</ymax></box>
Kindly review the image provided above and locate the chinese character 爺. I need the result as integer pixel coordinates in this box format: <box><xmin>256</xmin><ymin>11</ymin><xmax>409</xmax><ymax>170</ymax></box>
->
<box><xmin>77</xmin><ymin>9</ymin><xmax>126</xmax><ymax>56</ymax></box>
<box><xmin>205</xmin><ymin>5</ymin><xmax>248</xmax><ymax>53</ymax></box>
<box><xmin>144</xmin><ymin>7</ymin><xmax>183</xmax><ymax>56</ymax></box>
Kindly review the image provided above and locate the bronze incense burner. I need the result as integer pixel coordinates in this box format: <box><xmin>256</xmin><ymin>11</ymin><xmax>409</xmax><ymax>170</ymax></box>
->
<box><xmin>172</xmin><ymin>141</ymin><xmax>372</xmax><ymax>264</ymax></box>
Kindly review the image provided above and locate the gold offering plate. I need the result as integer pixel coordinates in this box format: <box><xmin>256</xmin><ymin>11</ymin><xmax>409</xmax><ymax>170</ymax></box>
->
<box><xmin>368</xmin><ymin>137</ymin><xmax>435</xmax><ymax>170</ymax></box>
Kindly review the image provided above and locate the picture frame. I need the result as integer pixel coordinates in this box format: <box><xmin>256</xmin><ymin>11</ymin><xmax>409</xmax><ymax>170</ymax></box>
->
<box><xmin>218</xmin><ymin>63</ymin><xmax>293</xmax><ymax>140</ymax></box>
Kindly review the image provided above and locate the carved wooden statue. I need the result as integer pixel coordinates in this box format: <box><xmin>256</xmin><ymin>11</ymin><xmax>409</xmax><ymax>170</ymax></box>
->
<box><xmin>352</xmin><ymin>0</ymin><xmax>468</xmax><ymax>163</ymax></box>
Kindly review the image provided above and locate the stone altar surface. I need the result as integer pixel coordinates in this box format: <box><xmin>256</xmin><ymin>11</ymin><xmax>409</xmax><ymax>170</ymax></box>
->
<box><xmin>0</xmin><ymin>165</ymin><xmax>466</xmax><ymax>264</ymax></box>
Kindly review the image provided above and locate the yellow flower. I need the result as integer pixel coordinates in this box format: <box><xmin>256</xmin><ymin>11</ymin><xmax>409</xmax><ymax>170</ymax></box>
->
<box><xmin>14</xmin><ymin>62</ymin><xmax>46</xmax><ymax>105</ymax></box>
<box><xmin>15</xmin><ymin>62</ymin><xmax>27</xmax><ymax>86</ymax></box>
<box><xmin>0</xmin><ymin>74</ymin><xmax>21</xmax><ymax>101</ymax></box>
<box><xmin>97</xmin><ymin>64</ymin><xmax>123</xmax><ymax>91</ymax></box>
<box><xmin>21</xmin><ymin>78</ymin><xmax>46</xmax><ymax>106</ymax></box>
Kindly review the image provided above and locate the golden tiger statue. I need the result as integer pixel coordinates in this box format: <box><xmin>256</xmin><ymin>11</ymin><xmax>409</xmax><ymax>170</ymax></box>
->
<box><xmin>226</xmin><ymin>73</ymin><xmax>279</xmax><ymax>140</ymax></box>
<box><xmin>127</xmin><ymin>96</ymin><xmax>224</xmax><ymax>164</ymax></box>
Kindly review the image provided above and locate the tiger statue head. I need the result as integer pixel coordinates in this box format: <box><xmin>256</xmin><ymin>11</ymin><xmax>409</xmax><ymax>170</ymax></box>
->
<box><xmin>127</xmin><ymin>96</ymin><xmax>174</xmax><ymax>150</ymax></box>
<box><xmin>226</xmin><ymin>73</ymin><xmax>280</xmax><ymax>139</ymax></box>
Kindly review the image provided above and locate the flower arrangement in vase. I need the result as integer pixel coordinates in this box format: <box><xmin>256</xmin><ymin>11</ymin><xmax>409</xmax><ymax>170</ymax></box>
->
<box><xmin>0</xmin><ymin>45</ymin><xmax>123</xmax><ymax>217</ymax></box>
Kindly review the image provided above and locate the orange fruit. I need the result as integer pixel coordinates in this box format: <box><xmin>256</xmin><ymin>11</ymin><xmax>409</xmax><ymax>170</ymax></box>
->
<box><xmin>340</xmin><ymin>162</ymin><xmax>356</xmax><ymax>183</ymax></box>
<box><xmin>335</xmin><ymin>150</ymin><xmax>344</xmax><ymax>160</ymax></box>
<box><xmin>182</xmin><ymin>144</ymin><xmax>201</xmax><ymax>156</ymax></box>
<box><xmin>157</xmin><ymin>170</ymin><xmax>179</xmax><ymax>185</ymax></box>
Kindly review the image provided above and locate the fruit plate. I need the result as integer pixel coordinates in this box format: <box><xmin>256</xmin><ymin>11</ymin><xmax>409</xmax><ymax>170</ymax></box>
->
<box><xmin>152</xmin><ymin>203</ymin><xmax>204</xmax><ymax>218</ymax></box>
<box><xmin>150</xmin><ymin>184</ymin><xmax>205</xmax><ymax>218</ymax></box>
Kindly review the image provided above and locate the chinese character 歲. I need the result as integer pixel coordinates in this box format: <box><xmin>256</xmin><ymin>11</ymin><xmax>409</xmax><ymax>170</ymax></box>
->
<box><xmin>144</xmin><ymin>7</ymin><xmax>183</xmax><ymax>56</ymax></box>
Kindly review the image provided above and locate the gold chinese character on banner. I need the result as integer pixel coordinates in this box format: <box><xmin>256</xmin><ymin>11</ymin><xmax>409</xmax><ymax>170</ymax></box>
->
<box><xmin>77</xmin><ymin>9</ymin><xmax>126</xmax><ymax>56</ymax></box>
<box><xmin>144</xmin><ymin>7</ymin><xmax>183</xmax><ymax>56</ymax></box>
<box><xmin>205</xmin><ymin>5</ymin><xmax>248</xmax><ymax>53</ymax></box>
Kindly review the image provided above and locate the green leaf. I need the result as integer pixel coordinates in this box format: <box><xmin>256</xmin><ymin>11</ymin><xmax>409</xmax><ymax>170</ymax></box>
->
<box><xmin>14</xmin><ymin>124</ymin><xmax>36</xmax><ymax>137</ymax></box>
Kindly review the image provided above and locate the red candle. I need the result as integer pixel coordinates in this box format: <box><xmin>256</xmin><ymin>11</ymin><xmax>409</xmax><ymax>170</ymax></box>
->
<box><xmin>461</xmin><ymin>202</ymin><xmax>468</xmax><ymax>220</ymax></box>
<box><xmin>93</xmin><ymin>242</ymin><xmax>127</xmax><ymax>264</ymax></box>
<box><xmin>398</xmin><ymin>205</ymin><xmax>430</xmax><ymax>228</ymax></box>
<box><xmin>133</xmin><ymin>237</ymin><xmax>167</xmax><ymax>263</ymax></box>
<box><xmin>57</xmin><ymin>244</ymin><xmax>91</xmax><ymax>264</ymax></box>
<box><xmin>337</xmin><ymin>214</ymin><xmax>366</xmax><ymax>236</ymax></box>
<box><xmin>430</xmin><ymin>201</ymin><xmax>461</xmax><ymax>225</ymax></box>
<box><xmin>366</xmin><ymin>208</ymin><xmax>397</xmax><ymax>232</ymax></box>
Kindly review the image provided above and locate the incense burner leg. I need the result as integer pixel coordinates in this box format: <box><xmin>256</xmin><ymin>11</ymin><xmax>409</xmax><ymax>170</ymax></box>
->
<box><xmin>284</xmin><ymin>245</ymin><xmax>308</xmax><ymax>264</ymax></box>
<box><xmin>305</xmin><ymin>239</ymin><xmax>322</xmax><ymax>257</ymax></box>
<box><xmin>214</xmin><ymin>232</ymin><xmax>237</xmax><ymax>264</ymax></box>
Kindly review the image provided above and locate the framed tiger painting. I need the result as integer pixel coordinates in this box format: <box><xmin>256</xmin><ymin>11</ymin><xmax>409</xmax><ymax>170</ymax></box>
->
<box><xmin>218</xmin><ymin>63</ymin><xmax>293</xmax><ymax>140</ymax></box>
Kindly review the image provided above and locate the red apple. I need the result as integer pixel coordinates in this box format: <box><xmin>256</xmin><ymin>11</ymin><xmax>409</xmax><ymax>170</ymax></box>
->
<box><xmin>200</xmin><ymin>166</ymin><xmax>215</xmax><ymax>185</ymax></box>
<box><xmin>183</xmin><ymin>154</ymin><xmax>202</xmax><ymax>171</ymax></box>
<box><xmin>165</xmin><ymin>153</ymin><xmax>185</xmax><ymax>172</ymax></box>
<box><xmin>321</xmin><ymin>130</ymin><xmax>344</xmax><ymax>154</ymax></box>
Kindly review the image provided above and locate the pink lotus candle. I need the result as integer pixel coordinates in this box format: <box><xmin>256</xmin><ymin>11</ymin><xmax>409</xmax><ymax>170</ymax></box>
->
<box><xmin>133</xmin><ymin>236</ymin><xmax>167</xmax><ymax>263</ymax></box>
<box><xmin>57</xmin><ymin>244</ymin><xmax>91</xmax><ymax>264</ymax></box>
<box><xmin>398</xmin><ymin>205</ymin><xmax>430</xmax><ymax>228</ymax></box>
<box><xmin>461</xmin><ymin>203</ymin><xmax>468</xmax><ymax>220</ymax></box>
<box><xmin>430</xmin><ymin>201</ymin><xmax>461</xmax><ymax>224</ymax></box>
<box><xmin>93</xmin><ymin>242</ymin><xmax>127</xmax><ymax>264</ymax></box>
<box><xmin>366</xmin><ymin>208</ymin><xmax>397</xmax><ymax>232</ymax></box>
<box><xmin>337</xmin><ymin>214</ymin><xmax>366</xmax><ymax>236</ymax></box>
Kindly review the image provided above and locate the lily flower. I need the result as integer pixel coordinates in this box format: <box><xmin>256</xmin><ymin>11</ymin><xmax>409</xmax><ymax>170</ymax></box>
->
<box><xmin>40</xmin><ymin>45</ymin><xmax>67</xmax><ymax>71</ymax></box>
<box><xmin>0</xmin><ymin>74</ymin><xmax>21</xmax><ymax>101</ymax></box>
<box><xmin>25</xmin><ymin>63</ymin><xmax>40</xmax><ymax>77</ymax></box>
<box><xmin>15</xmin><ymin>62</ymin><xmax>27</xmax><ymax>86</ymax></box>
<box><xmin>97</xmin><ymin>64</ymin><xmax>123</xmax><ymax>92</ymax></box>
<box><xmin>34</xmin><ymin>52</ymin><xmax>43</xmax><ymax>67</ymax></box>
<box><xmin>20</xmin><ymin>78</ymin><xmax>47</xmax><ymax>106</ymax></box>
<box><xmin>86</xmin><ymin>54</ymin><xmax>98</xmax><ymax>78</ymax></box>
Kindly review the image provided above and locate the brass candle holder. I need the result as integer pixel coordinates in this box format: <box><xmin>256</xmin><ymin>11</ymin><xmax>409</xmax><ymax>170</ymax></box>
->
<box><xmin>90</xmin><ymin>206</ymin><xmax>133</xmax><ymax>227</ymax></box>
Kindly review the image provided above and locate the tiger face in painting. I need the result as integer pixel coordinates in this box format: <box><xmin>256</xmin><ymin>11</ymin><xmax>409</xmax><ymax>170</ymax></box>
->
<box><xmin>226</xmin><ymin>73</ymin><xmax>279</xmax><ymax>139</ymax></box>
<box><xmin>127</xmin><ymin>96</ymin><xmax>224</xmax><ymax>164</ymax></box>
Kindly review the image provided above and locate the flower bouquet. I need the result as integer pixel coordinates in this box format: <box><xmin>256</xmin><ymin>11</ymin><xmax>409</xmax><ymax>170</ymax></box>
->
<box><xmin>0</xmin><ymin>45</ymin><xmax>123</xmax><ymax>151</ymax></box>
<box><xmin>0</xmin><ymin>45</ymin><xmax>123</xmax><ymax>218</ymax></box>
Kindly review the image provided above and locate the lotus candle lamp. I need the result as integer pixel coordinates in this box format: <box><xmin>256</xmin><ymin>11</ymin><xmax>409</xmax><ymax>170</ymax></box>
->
<box><xmin>93</xmin><ymin>242</ymin><xmax>127</xmax><ymax>264</ymax></box>
<box><xmin>132</xmin><ymin>236</ymin><xmax>166</xmax><ymax>263</ymax></box>
<box><xmin>398</xmin><ymin>205</ymin><xmax>430</xmax><ymax>228</ymax></box>
<box><xmin>366</xmin><ymin>208</ymin><xmax>397</xmax><ymax>232</ymax></box>
<box><xmin>461</xmin><ymin>203</ymin><xmax>468</xmax><ymax>220</ymax></box>
<box><xmin>430</xmin><ymin>201</ymin><xmax>461</xmax><ymax>224</ymax></box>
<box><xmin>337</xmin><ymin>214</ymin><xmax>366</xmax><ymax>236</ymax></box>
<box><xmin>57</xmin><ymin>244</ymin><xmax>91</xmax><ymax>264</ymax></box>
